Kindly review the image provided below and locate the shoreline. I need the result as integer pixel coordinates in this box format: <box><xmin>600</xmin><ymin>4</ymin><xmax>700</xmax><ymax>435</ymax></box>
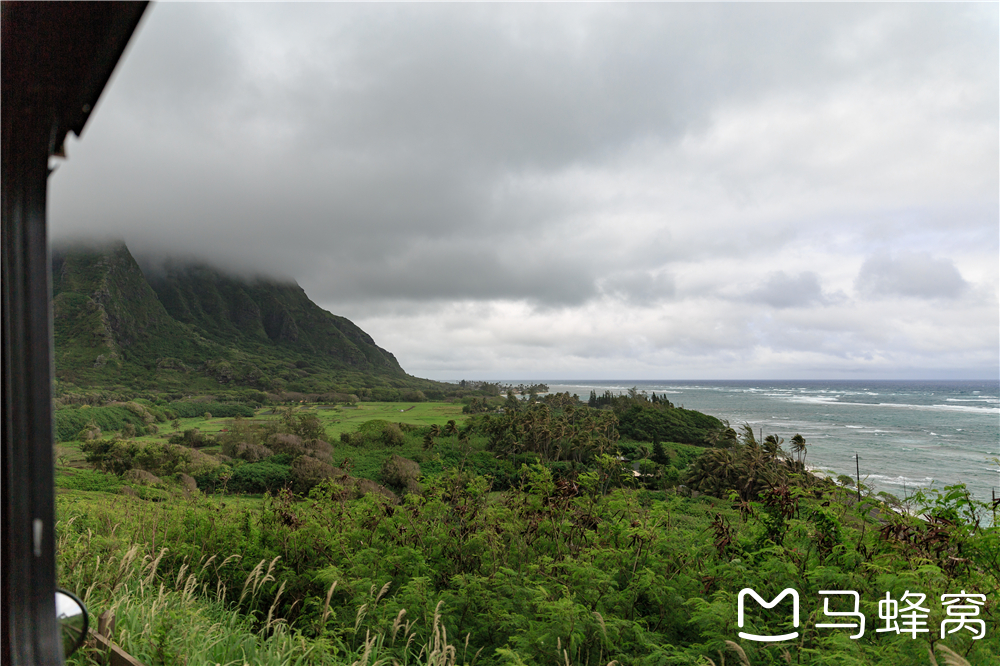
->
<box><xmin>544</xmin><ymin>379</ymin><xmax>998</xmax><ymax>510</ymax></box>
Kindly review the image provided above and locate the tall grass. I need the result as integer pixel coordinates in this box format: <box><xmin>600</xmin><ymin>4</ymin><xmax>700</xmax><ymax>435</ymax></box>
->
<box><xmin>58</xmin><ymin>520</ymin><xmax>323</xmax><ymax>665</ymax></box>
<box><xmin>57</xmin><ymin>470</ymin><xmax>997</xmax><ymax>666</ymax></box>
<box><xmin>57</xmin><ymin>517</ymin><xmax>475</xmax><ymax>666</ymax></box>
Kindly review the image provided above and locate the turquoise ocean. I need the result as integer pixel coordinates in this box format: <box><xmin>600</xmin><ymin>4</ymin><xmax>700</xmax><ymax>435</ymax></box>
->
<box><xmin>537</xmin><ymin>380</ymin><xmax>1000</xmax><ymax>508</ymax></box>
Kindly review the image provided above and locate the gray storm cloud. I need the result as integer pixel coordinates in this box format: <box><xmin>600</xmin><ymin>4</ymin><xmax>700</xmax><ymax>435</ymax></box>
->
<box><xmin>47</xmin><ymin>3</ymin><xmax>998</xmax><ymax>379</ymax></box>
<box><xmin>855</xmin><ymin>252</ymin><xmax>968</xmax><ymax>300</ymax></box>
<box><xmin>744</xmin><ymin>272</ymin><xmax>827</xmax><ymax>309</ymax></box>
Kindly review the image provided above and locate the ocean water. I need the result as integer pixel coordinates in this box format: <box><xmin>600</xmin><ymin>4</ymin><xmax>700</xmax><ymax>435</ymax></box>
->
<box><xmin>538</xmin><ymin>380</ymin><xmax>1000</xmax><ymax>508</ymax></box>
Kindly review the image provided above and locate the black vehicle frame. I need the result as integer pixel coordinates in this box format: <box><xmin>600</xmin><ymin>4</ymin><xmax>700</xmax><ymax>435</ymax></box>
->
<box><xmin>2</xmin><ymin>3</ymin><xmax>148</xmax><ymax>663</ymax></box>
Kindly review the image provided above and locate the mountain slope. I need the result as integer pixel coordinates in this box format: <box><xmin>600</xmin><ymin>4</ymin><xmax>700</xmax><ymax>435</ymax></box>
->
<box><xmin>147</xmin><ymin>262</ymin><xmax>403</xmax><ymax>376</ymax></box>
<box><xmin>52</xmin><ymin>243</ymin><xmax>209</xmax><ymax>385</ymax></box>
<box><xmin>51</xmin><ymin>242</ymin><xmax>434</xmax><ymax>396</ymax></box>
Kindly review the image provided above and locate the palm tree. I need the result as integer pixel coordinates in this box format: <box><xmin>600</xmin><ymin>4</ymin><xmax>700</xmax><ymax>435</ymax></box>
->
<box><xmin>444</xmin><ymin>420</ymin><xmax>459</xmax><ymax>437</ymax></box>
<box><xmin>706</xmin><ymin>421</ymin><xmax>736</xmax><ymax>448</ymax></box>
<box><xmin>739</xmin><ymin>438</ymin><xmax>773</xmax><ymax>501</ymax></box>
<box><xmin>684</xmin><ymin>448</ymin><xmax>737</xmax><ymax>496</ymax></box>
<box><xmin>763</xmin><ymin>434</ymin><xmax>785</xmax><ymax>462</ymax></box>
<box><xmin>790</xmin><ymin>434</ymin><xmax>807</xmax><ymax>468</ymax></box>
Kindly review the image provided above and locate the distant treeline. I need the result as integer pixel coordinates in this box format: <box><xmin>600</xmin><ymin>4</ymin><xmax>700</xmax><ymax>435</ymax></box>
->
<box><xmin>456</xmin><ymin>380</ymin><xmax>550</xmax><ymax>396</ymax></box>
<box><xmin>55</xmin><ymin>386</ymin><xmax>452</xmax><ymax>408</ymax></box>
<box><xmin>588</xmin><ymin>388</ymin><xmax>674</xmax><ymax>409</ymax></box>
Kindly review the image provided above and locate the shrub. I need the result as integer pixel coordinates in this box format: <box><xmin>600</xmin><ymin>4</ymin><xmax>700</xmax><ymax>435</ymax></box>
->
<box><xmin>230</xmin><ymin>442</ymin><xmax>274</xmax><ymax>463</ymax></box>
<box><xmin>178</xmin><ymin>473</ymin><xmax>198</xmax><ymax>493</ymax></box>
<box><xmin>269</xmin><ymin>433</ymin><xmax>307</xmax><ymax>456</ymax></box>
<box><xmin>357</xmin><ymin>419</ymin><xmax>390</xmax><ymax>434</ymax></box>
<box><xmin>78</xmin><ymin>420</ymin><xmax>102</xmax><ymax>442</ymax></box>
<box><xmin>123</xmin><ymin>401</ymin><xmax>156</xmax><ymax>424</ymax></box>
<box><xmin>661</xmin><ymin>466</ymin><xmax>681</xmax><ymax>487</ymax></box>
<box><xmin>306</xmin><ymin>476</ymin><xmax>398</xmax><ymax>503</ymax></box>
<box><xmin>193</xmin><ymin>465</ymin><xmax>233</xmax><ymax>494</ymax></box>
<box><xmin>340</xmin><ymin>431</ymin><xmax>366</xmax><ymax>447</ymax></box>
<box><xmin>169</xmin><ymin>428</ymin><xmax>209</xmax><ymax>448</ymax></box>
<box><xmin>133</xmin><ymin>442</ymin><xmax>192</xmax><ymax>477</ymax></box>
<box><xmin>836</xmin><ymin>474</ymin><xmax>855</xmax><ymax>488</ymax></box>
<box><xmin>269</xmin><ymin>453</ymin><xmax>296</xmax><ymax>466</ymax></box>
<box><xmin>294</xmin><ymin>414</ymin><xmax>326</xmax><ymax>441</ymax></box>
<box><xmin>344</xmin><ymin>419</ymin><xmax>411</xmax><ymax>447</ymax></box>
<box><xmin>183</xmin><ymin>448</ymin><xmax>219</xmax><ymax>476</ymax></box>
<box><xmin>306</xmin><ymin>439</ymin><xmax>334</xmax><ymax>464</ymax></box>
<box><xmin>381</xmin><ymin>423</ymin><xmax>405</xmax><ymax>447</ymax></box>
<box><xmin>81</xmin><ymin>439</ymin><xmax>138</xmax><ymax>476</ymax></box>
<box><xmin>290</xmin><ymin>456</ymin><xmax>344</xmax><ymax>494</ymax></box>
<box><xmin>380</xmin><ymin>454</ymin><xmax>421</xmax><ymax>495</ymax></box>
<box><xmin>227</xmin><ymin>461</ymin><xmax>291</xmax><ymax>494</ymax></box>
<box><xmin>219</xmin><ymin>435</ymin><xmax>244</xmax><ymax>458</ymax></box>
<box><xmin>279</xmin><ymin>411</ymin><xmax>327</xmax><ymax>441</ymax></box>
<box><xmin>349</xmin><ymin>477</ymin><xmax>398</xmax><ymax>503</ymax></box>
<box><xmin>124</xmin><ymin>469</ymin><xmax>162</xmax><ymax>487</ymax></box>
<box><xmin>248</xmin><ymin>443</ymin><xmax>277</xmax><ymax>462</ymax></box>
<box><xmin>82</xmin><ymin>439</ymin><xmax>194</xmax><ymax>478</ymax></box>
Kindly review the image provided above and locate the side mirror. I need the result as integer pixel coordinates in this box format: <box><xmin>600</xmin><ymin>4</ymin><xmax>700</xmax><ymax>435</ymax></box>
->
<box><xmin>55</xmin><ymin>589</ymin><xmax>88</xmax><ymax>659</ymax></box>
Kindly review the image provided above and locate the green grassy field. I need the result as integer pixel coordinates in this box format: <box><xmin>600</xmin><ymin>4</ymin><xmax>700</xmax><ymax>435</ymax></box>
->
<box><xmin>273</xmin><ymin>400</ymin><xmax>468</xmax><ymax>435</ymax></box>
<box><xmin>116</xmin><ymin>400</ymin><xmax>468</xmax><ymax>443</ymax></box>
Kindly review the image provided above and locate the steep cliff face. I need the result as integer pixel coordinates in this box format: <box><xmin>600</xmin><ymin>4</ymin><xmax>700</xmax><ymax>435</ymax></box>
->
<box><xmin>51</xmin><ymin>242</ymin><xmax>411</xmax><ymax>392</ymax></box>
<box><xmin>52</xmin><ymin>243</ymin><xmax>204</xmax><ymax>383</ymax></box>
<box><xmin>146</xmin><ymin>262</ymin><xmax>405</xmax><ymax>375</ymax></box>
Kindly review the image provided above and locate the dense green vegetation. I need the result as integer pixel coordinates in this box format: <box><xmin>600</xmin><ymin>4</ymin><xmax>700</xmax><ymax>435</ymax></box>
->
<box><xmin>55</xmin><ymin>391</ymin><xmax>998</xmax><ymax>665</ymax></box>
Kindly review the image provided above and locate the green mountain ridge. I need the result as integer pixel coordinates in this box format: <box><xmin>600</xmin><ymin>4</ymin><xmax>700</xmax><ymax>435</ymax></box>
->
<box><xmin>52</xmin><ymin>242</ymin><xmax>440</xmax><ymax>396</ymax></box>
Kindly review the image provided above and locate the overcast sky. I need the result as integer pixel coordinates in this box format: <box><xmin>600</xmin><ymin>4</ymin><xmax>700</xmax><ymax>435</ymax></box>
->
<box><xmin>49</xmin><ymin>3</ymin><xmax>998</xmax><ymax>381</ymax></box>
